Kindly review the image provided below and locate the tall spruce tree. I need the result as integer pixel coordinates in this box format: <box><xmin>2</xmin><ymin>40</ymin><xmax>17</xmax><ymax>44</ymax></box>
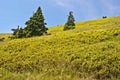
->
<box><xmin>24</xmin><ymin>6</ymin><xmax>48</xmax><ymax>37</ymax></box>
<box><xmin>64</xmin><ymin>11</ymin><xmax>75</xmax><ymax>31</ymax></box>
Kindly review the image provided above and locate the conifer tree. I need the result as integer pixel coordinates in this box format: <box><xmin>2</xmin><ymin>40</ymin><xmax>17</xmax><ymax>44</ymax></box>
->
<box><xmin>11</xmin><ymin>26</ymin><xmax>20</xmax><ymax>36</ymax></box>
<box><xmin>16</xmin><ymin>27</ymin><xmax>24</xmax><ymax>38</ymax></box>
<box><xmin>11</xmin><ymin>26</ymin><xmax>24</xmax><ymax>38</ymax></box>
<box><xmin>64</xmin><ymin>11</ymin><xmax>75</xmax><ymax>30</ymax></box>
<box><xmin>11</xmin><ymin>7</ymin><xmax>48</xmax><ymax>38</ymax></box>
<box><xmin>24</xmin><ymin>6</ymin><xmax>48</xmax><ymax>37</ymax></box>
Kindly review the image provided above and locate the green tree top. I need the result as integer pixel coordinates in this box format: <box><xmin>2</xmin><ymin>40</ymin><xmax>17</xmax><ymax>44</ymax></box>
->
<box><xmin>64</xmin><ymin>11</ymin><xmax>75</xmax><ymax>31</ymax></box>
<box><xmin>24</xmin><ymin>6</ymin><xmax>48</xmax><ymax>37</ymax></box>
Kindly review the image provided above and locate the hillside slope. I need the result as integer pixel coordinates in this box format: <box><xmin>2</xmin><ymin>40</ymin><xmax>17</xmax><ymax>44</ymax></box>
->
<box><xmin>0</xmin><ymin>16</ymin><xmax>120</xmax><ymax>80</ymax></box>
<box><xmin>0</xmin><ymin>34</ymin><xmax>11</xmax><ymax>46</ymax></box>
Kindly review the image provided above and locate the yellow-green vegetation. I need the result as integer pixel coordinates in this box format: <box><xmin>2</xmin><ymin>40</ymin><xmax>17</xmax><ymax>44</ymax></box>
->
<box><xmin>0</xmin><ymin>34</ymin><xmax>11</xmax><ymax>46</ymax></box>
<box><xmin>0</xmin><ymin>16</ymin><xmax>120</xmax><ymax>80</ymax></box>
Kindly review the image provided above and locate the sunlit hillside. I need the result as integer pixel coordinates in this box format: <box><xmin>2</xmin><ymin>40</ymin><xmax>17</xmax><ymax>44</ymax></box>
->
<box><xmin>0</xmin><ymin>34</ymin><xmax>11</xmax><ymax>46</ymax></box>
<box><xmin>0</xmin><ymin>16</ymin><xmax>120</xmax><ymax>80</ymax></box>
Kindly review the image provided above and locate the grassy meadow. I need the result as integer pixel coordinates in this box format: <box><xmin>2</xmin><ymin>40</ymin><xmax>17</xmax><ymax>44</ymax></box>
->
<box><xmin>0</xmin><ymin>16</ymin><xmax>120</xmax><ymax>80</ymax></box>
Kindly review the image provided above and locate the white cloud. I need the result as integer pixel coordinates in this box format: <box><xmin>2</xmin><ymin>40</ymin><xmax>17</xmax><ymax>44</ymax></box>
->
<box><xmin>56</xmin><ymin>0</ymin><xmax>70</xmax><ymax>7</ymax></box>
<box><xmin>51</xmin><ymin>0</ymin><xmax>72</xmax><ymax>8</ymax></box>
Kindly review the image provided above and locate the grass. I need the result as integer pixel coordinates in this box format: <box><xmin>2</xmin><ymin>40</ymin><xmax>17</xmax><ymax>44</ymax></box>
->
<box><xmin>0</xmin><ymin>34</ymin><xmax>11</xmax><ymax>46</ymax></box>
<box><xmin>0</xmin><ymin>16</ymin><xmax>120</xmax><ymax>80</ymax></box>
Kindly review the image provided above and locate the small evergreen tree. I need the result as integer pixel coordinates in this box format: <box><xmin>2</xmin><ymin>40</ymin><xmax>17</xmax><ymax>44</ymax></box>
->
<box><xmin>24</xmin><ymin>6</ymin><xmax>48</xmax><ymax>37</ymax></box>
<box><xmin>15</xmin><ymin>27</ymin><xmax>24</xmax><ymax>38</ymax></box>
<box><xmin>11</xmin><ymin>26</ymin><xmax>24</xmax><ymax>38</ymax></box>
<box><xmin>64</xmin><ymin>11</ymin><xmax>75</xmax><ymax>31</ymax></box>
<box><xmin>102</xmin><ymin>16</ymin><xmax>107</xmax><ymax>19</ymax></box>
<box><xmin>11</xmin><ymin>26</ymin><xmax>20</xmax><ymax>36</ymax></box>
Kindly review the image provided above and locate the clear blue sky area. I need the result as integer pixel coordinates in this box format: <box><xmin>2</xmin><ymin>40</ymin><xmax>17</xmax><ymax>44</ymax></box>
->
<box><xmin>0</xmin><ymin>0</ymin><xmax>120</xmax><ymax>33</ymax></box>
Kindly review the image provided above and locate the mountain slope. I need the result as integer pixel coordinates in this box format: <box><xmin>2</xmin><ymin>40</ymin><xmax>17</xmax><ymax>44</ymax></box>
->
<box><xmin>0</xmin><ymin>16</ymin><xmax>120</xmax><ymax>80</ymax></box>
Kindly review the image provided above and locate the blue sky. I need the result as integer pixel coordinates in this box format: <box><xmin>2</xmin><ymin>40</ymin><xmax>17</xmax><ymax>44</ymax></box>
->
<box><xmin>0</xmin><ymin>0</ymin><xmax>120</xmax><ymax>33</ymax></box>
